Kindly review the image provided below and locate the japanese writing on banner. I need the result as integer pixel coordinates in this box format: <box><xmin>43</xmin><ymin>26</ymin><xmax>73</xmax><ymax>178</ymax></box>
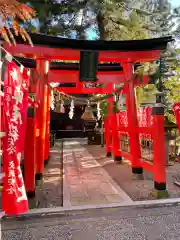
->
<box><xmin>138</xmin><ymin>107</ymin><xmax>152</xmax><ymax>140</ymax></box>
<box><xmin>117</xmin><ymin>107</ymin><xmax>152</xmax><ymax>139</ymax></box>
<box><xmin>2</xmin><ymin>62</ymin><xmax>29</xmax><ymax>215</ymax></box>
<box><xmin>173</xmin><ymin>102</ymin><xmax>180</xmax><ymax>133</ymax></box>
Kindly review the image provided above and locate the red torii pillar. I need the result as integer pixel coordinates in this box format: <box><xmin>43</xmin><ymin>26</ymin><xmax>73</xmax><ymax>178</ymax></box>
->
<box><xmin>104</xmin><ymin>117</ymin><xmax>111</xmax><ymax>156</ymax></box>
<box><xmin>35</xmin><ymin>79</ymin><xmax>41</xmax><ymax>182</ymax></box>
<box><xmin>35</xmin><ymin>59</ymin><xmax>48</xmax><ymax>181</ymax></box>
<box><xmin>24</xmin><ymin>70</ymin><xmax>38</xmax><ymax>198</ymax></box>
<box><xmin>104</xmin><ymin>83</ymin><xmax>114</xmax><ymax>157</ymax></box>
<box><xmin>152</xmin><ymin>104</ymin><xmax>167</xmax><ymax>193</ymax></box>
<box><xmin>24</xmin><ymin>104</ymin><xmax>36</xmax><ymax>198</ymax></box>
<box><xmin>44</xmin><ymin>86</ymin><xmax>51</xmax><ymax>164</ymax></box>
<box><xmin>105</xmin><ymin>83</ymin><xmax>121</xmax><ymax>162</ymax></box>
<box><xmin>107</xmin><ymin>97</ymin><xmax>113</xmax><ymax>157</ymax></box>
<box><xmin>111</xmin><ymin>87</ymin><xmax>122</xmax><ymax>163</ymax></box>
<box><xmin>123</xmin><ymin>62</ymin><xmax>143</xmax><ymax>178</ymax></box>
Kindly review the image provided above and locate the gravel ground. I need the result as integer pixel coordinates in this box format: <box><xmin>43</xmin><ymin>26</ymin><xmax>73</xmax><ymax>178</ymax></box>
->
<box><xmin>2</xmin><ymin>205</ymin><xmax>180</xmax><ymax>239</ymax></box>
<box><xmin>86</xmin><ymin>145</ymin><xmax>180</xmax><ymax>201</ymax></box>
<box><xmin>36</xmin><ymin>143</ymin><xmax>63</xmax><ymax>208</ymax></box>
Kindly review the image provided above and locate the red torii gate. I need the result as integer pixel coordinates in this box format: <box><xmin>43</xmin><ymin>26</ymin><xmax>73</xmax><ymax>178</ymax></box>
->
<box><xmin>4</xmin><ymin>33</ymin><xmax>172</xmax><ymax>199</ymax></box>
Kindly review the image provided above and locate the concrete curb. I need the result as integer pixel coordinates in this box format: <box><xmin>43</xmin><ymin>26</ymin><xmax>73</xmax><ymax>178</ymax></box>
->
<box><xmin>3</xmin><ymin>197</ymin><xmax>180</xmax><ymax>220</ymax></box>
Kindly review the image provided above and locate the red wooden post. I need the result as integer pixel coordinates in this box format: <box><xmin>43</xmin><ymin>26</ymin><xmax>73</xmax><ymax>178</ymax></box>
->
<box><xmin>34</xmin><ymin>70</ymin><xmax>41</xmax><ymax>181</ymax></box>
<box><xmin>104</xmin><ymin>118</ymin><xmax>111</xmax><ymax>157</ymax></box>
<box><xmin>111</xmin><ymin>113</ymin><xmax>122</xmax><ymax>162</ymax></box>
<box><xmin>35</xmin><ymin>101</ymin><xmax>40</xmax><ymax>179</ymax></box>
<box><xmin>123</xmin><ymin>63</ymin><xmax>143</xmax><ymax>177</ymax></box>
<box><xmin>104</xmin><ymin>84</ymin><xmax>114</xmax><ymax>157</ymax></box>
<box><xmin>35</xmin><ymin>59</ymin><xmax>48</xmax><ymax>181</ymax></box>
<box><xmin>24</xmin><ymin>106</ymin><xmax>36</xmax><ymax>198</ymax></box>
<box><xmin>44</xmin><ymin>86</ymin><xmax>51</xmax><ymax>164</ymax></box>
<box><xmin>109</xmin><ymin>83</ymin><xmax>121</xmax><ymax>162</ymax></box>
<box><xmin>106</xmin><ymin>96</ymin><xmax>114</xmax><ymax>157</ymax></box>
<box><xmin>28</xmin><ymin>69</ymin><xmax>39</xmax><ymax>189</ymax></box>
<box><xmin>152</xmin><ymin>104</ymin><xmax>166</xmax><ymax>192</ymax></box>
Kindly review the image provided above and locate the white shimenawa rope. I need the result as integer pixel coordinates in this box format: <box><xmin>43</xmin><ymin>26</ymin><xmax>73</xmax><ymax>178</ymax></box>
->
<box><xmin>69</xmin><ymin>99</ymin><xmax>74</xmax><ymax>119</ymax></box>
<box><xmin>97</xmin><ymin>102</ymin><xmax>101</xmax><ymax>120</ymax></box>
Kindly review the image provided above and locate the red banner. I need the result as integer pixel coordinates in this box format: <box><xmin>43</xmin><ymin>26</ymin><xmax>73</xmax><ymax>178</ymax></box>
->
<box><xmin>2</xmin><ymin>62</ymin><xmax>29</xmax><ymax>215</ymax></box>
<box><xmin>138</xmin><ymin>107</ymin><xmax>152</xmax><ymax>139</ymax></box>
<box><xmin>173</xmin><ymin>102</ymin><xmax>180</xmax><ymax>132</ymax></box>
<box><xmin>117</xmin><ymin>107</ymin><xmax>153</xmax><ymax>139</ymax></box>
<box><xmin>21</xmin><ymin>69</ymin><xmax>30</xmax><ymax>153</ymax></box>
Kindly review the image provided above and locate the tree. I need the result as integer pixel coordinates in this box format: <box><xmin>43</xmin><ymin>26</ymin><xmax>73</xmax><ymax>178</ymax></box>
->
<box><xmin>20</xmin><ymin>0</ymin><xmax>91</xmax><ymax>38</ymax></box>
<box><xmin>20</xmin><ymin>0</ymin><xmax>180</xmax><ymax>120</ymax></box>
<box><xmin>20</xmin><ymin>0</ymin><xmax>178</xmax><ymax>39</ymax></box>
<box><xmin>162</xmin><ymin>52</ymin><xmax>180</xmax><ymax>123</ymax></box>
<box><xmin>0</xmin><ymin>0</ymin><xmax>35</xmax><ymax>45</ymax></box>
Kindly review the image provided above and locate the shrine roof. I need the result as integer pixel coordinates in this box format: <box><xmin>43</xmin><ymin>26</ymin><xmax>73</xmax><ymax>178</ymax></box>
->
<box><xmin>4</xmin><ymin>34</ymin><xmax>173</xmax><ymax>62</ymax></box>
<box><xmin>10</xmin><ymin>33</ymin><xmax>173</xmax><ymax>51</ymax></box>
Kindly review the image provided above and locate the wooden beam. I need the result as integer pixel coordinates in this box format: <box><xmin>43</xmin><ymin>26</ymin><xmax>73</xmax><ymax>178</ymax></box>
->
<box><xmin>48</xmin><ymin>70</ymin><xmax>126</xmax><ymax>84</ymax></box>
<box><xmin>56</xmin><ymin>87</ymin><xmax>113</xmax><ymax>94</ymax></box>
<box><xmin>47</xmin><ymin>70</ymin><xmax>150</xmax><ymax>86</ymax></box>
<box><xmin>4</xmin><ymin>43</ymin><xmax>161</xmax><ymax>62</ymax></box>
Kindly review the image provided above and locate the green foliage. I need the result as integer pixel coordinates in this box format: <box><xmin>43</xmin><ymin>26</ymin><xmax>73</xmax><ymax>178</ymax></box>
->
<box><xmin>103</xmin><ymin>8</ymin><xmax>151</xmax><ymax>40</ymax></box>
<box><xmin>164</xmin><ymin>74</ymin><xmax>180</xmax><ymax>103</ymax></box>
<box><xmin>97</xmin><ymin>0</ymin><xmax>180</xmax><ymax>40</ymax></box>
<box><xmin>20</xmin><ymin>0</ymin><xmax>180</xmax><ymax>121</ymax></box>
<box><xmin>163</xmin><ymin>54</ymin><xmax>180</xmax><ymax>123</ymax></box>
<box><xmin>21</xmin><ymin>0</ymin><xmax>180</xmax><ymax>39</ymax></box>
<box><xmin>20</xmin><ymin>0</ymin><xmax>89</xmax><ymax>37</ymax></box>
<box><xmin>136</xmin><ymin>84</ymin><xmax>157</xmax><ymax>106</ymax></box>
<box><xmin>100</xmin><ymin>99</ymin><xmax>108</xmax><ymax>119</ymax></box>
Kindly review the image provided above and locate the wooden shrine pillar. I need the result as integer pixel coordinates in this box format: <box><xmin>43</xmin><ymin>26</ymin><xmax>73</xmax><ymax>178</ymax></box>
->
<box><xmin>111</xmin><ymin>112</ymin><xmax>121</xmax><ymax>162</ymax></box>
<box><xmin>152</xmin><ymin>104</ymin><xmax>167</xmax><ymax>193</ymax></box>
<box><xmin>106</xmin><ymin>97</ymin><xmax>113</xmax><ymax>157</ymax></box>
<box><xmin>24</xmin><ymin>70</ymin><xmax>38</xmax><ymax>198</ymax></box>
<box><xmin>35</xmin><ymin>59</ymin><xmax>48</xmax><ymax>181</ymax></box>
<box><xmin>123</xmin><ymin>62</ymin><xmax>143</xmax><ymax>178</ymax></box>
<box><xmin>44</xmin><ymin>86</ymin><xmax>51</xmax><ymax>164</ymax></box>
<box><xmin>105</xmin><ymin>83</ymin><xmax>121</xmax><ymax>162</ymax></box>
<box><xmin>35</xmin><ymin>84</ymin><xmax>40</xmax><ymax>182</ymax></box>
<box><xmin>111</xmin><ymin>85</ymin><xmax>122</xmax><ymax>163</ymax></box>
<box><xmin>104</xmin><ymin>118</ymin><xmax>111</xmax><ymax>157</ymax></box>
<box><xmin>104</xmin><ymin>83</ymin><xmax>114</xmax><ymax>157</ymax></box>
<box><xmin>24</xmin><ymin>105</ymin><xmax>36</xmax><ymax>198</ymax></box>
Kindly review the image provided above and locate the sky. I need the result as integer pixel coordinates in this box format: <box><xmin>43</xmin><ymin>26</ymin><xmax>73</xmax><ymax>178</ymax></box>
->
<box><xmin>87</xmin><ymin>29</ymin><xmax>97</xmax><ymax>40</ymax></box>
<box><xmin>171</xmin><ymin>0</ymin><xmax>179</xmax><ymax>7</ymax></box>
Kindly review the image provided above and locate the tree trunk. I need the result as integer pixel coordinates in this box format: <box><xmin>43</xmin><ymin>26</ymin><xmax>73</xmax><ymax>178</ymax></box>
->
<box><xmin>97</xmin><ymin>12</ymin><xmax>106</xmax><ymax>40</ymax></box>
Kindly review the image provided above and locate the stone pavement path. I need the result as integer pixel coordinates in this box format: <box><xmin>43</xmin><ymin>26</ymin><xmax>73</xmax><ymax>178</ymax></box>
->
<box><xmin>37</xmin><ymin>142</ymin><xmax>63</xmax><ymax>208</ymax></box>
<box><xmin>2</xmin><ymin>205</ymin><xmax>180</xmax><ymax>239</ymax></box>
<box><xmin>62</xmin><ymin>139</ymin><xmax>132</xmax><ymax>207</ymax></box>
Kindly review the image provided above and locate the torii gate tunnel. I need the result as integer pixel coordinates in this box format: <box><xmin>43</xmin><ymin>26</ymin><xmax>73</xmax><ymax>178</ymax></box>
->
<box><xmin>4</xmin><ymin>33</ymin><xmax>172</xmax><ymax>198</ymax></box>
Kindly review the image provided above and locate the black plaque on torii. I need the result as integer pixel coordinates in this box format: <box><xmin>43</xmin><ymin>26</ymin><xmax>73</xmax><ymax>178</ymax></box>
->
<box><xmin>79</xmin><ymin>50</ymin><xmax>99</xmax><ymax>82</ymax></box>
